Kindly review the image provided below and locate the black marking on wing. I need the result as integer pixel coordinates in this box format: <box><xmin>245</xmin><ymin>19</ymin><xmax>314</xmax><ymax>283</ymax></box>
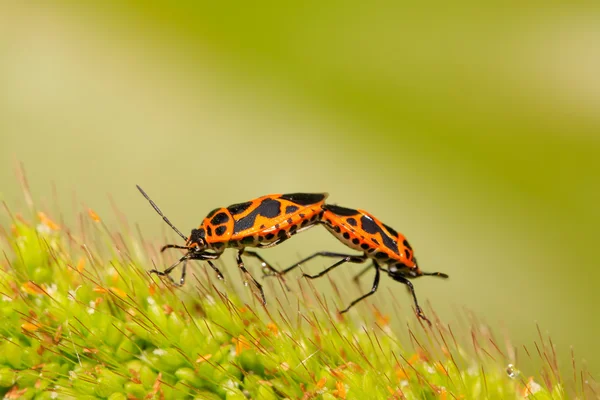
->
<box><xmin>402</xmin><ymin>239</ymin><xmax>412</xmax><ymax>250</ymax></box>
<box><xmin>280</xmin><ymin>193</ymin><xmax>326</xmax><ymax>206</ymax></box>
<box><xmin>233</xmin><ymin>198</ymin><xmax>282</xmax><ymax>234</ymax></box>
<box><xmin>346</xmin><ymin>217</ymin><xmax>357</xmax><ymax>226</ymax></box>
<box><xmin>210</xmin><ymin>212</ymin><xmax>230</xmax><ymax>226</ymax></box>
<box><xmin>205</xmin><ymin>208</ymin><xmax>220</xmax><ymax>219</ymax></box>
<box><xmin>285</xmin><ymin>205</ymin><xmax>299</xmax><ymax>214</ymax></box>
<box><xmin>323</xmin><ymin>204</ymin><xmax>359</xmax><ymax>216</ymax></box>
<box><xmin>227</xmin><ymin>201</ymin><xmax>252</xmax><ymax>215</ymax></box>
<box><xmin>360</xmin><ymin>215</ymin><xmax>399</xmax><ymax>255</ymax></box>
<box><xmin>382</xmin><ymin>222</ymin><xmax>399</xmax><ymax>237</ymax></box>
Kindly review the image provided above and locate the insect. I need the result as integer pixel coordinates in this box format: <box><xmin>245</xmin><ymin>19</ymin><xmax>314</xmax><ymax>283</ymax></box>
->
<box><xmin>136</xmin><ymin>185</ymin><xmax>327</xmax><ymax>305</ymax></box>
<box><xmin>270</xmin><ymin>203</ymin><xmax>448</xmax><ymax>324</ymax></box>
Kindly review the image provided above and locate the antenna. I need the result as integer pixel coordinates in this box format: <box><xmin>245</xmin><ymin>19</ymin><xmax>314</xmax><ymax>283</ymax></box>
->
<box><xmin>136</xmin><ymin>185</ymin><xmax>188</xmax><ymax>241</ymax></box>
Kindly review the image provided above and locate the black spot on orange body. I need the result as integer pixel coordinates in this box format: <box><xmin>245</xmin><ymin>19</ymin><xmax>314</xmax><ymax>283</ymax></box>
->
<box><xmin>195</xmin><ymin>192</ymin><xmax>328</xmax><ymax>251</ymax></box>
<box><xmin>210</xmin><ymin>212</ymin><xmax>229</xmax><ymax>226</ymax></box>
<box><xmin>281</xmin><ymin>193</ymin><xmax>327</xmax><ymax>206</ymax></box>
<box><xmin>194</xmin><ymin>193</ymin><xmax>327</xmax><ymax>252</ymax></box>
<box><xmin>228</xmin><ymin>201</ymin><xmax>252</xmax><ymax>215</ymax></box>
<box><xmin>383</xmin><ymin>223</ymin><xmax>399</xmax><ymax>237</ymax></box>
<box><xmin>206</xmin><ymin>208</ymin><xmax>220</xmax><ymax>219</ymax></box>
<box><xmin>286</xmin><ymin>205</ymin><xmax>299</xmax><ymax>214</ymax></box>
<box><xmin>233</xmin><ymin>198</ymin><xmax>282</xmax><ymax>234</ymax></box>
<box><xmin>323</xmin><ymin>204</ymin><xmax>359</xmax><ymax>216</ymax></box>
<box><xmin>321</xmin><ymin>206</ymin><xmax>417</xmax><ymax>269</ymax></box>
<box><xmin>360</xmin><ymin>215</ymin><xmax>399</xmax><ymax>255</ymax></box>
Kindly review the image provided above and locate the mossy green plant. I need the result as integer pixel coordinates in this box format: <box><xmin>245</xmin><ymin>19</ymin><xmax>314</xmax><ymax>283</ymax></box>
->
<box><xmin>0</xmin><ymin>194</ymin><xmax>594</xmax><ymax>399</ymax></box>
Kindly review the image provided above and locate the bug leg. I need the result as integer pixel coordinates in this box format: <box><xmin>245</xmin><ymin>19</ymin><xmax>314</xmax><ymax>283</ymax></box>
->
<box><xmin>302</xmin><ymin>253</ymin><xmax>367</xmax><ymax>279</ymax></box>
<box><xmin>175</xmin><ymin>259</ymin><xmax>188</xmax><ymax>286</ymax></box>
<box><xmin>205</xmin><ymin>259</ymin><xmax>224</xmax><ymax>280</ymax></box>
<box><xmin>185</xmin><ymin>253</ymin><xmax>224</xmax><ymax>280</ymax></box>
<box><xmin>149</xmin><ymin>255</ymin><xmax>188</xmax><ymax>282</ymax></box>
<box><xmin>236</xmin><ymin>249</ymin><xmax>267</xmax><ymax>305</ymax></box>
<box><xmin>244</xmin><ymin>250</ymin><xmax>291</xmax><ymax>291</ymax></box>
<box><xmin>421</xmin><ymin>271</ymin><xmax>449</xmax><ymax>279</ymax></box>
<box><xmin>386</xmin><ymin>273</ymin><xmax>432</xmax><ymax>326</ymax></box>
<box><xmin>340</xmin><ymin>262</ymin><xmax>381</xmax><ymax>313</ymax></box>
<box><xmin>160</xmin><ymin>244</ymin><xmax>189</xmax><ymax>252</ymax></box>
<box><xmin>277</xmin><ymin>251</ymin><xmax>367</xmax><ymax>276</ymax></box>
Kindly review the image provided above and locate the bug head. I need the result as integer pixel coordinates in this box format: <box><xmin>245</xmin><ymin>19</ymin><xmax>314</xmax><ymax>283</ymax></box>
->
<box><xmin>387</xmin><ymin>257</ymin><xmax>449</xmax><ymax>280</ymax></box>
<box><xmin>386</xmin><ymin>261</ymin><xmax>419</xmax><ymax>280</ymax></box>
<box><xmin>185</xmin><ymin>228</ymin><xmax>208</xmax><ymax>253</ymax></box>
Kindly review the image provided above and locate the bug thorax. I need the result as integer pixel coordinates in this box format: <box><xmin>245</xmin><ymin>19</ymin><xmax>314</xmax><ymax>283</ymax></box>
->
<box><xmin>186</xmin><ymin>228</ymin><xmax>208</xmax><ymax>252</ymax></box>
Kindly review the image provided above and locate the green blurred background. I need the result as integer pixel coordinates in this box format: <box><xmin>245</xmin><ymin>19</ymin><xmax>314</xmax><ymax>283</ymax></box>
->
<box><xmin>1</xmin><ymin>2</ymin><xmax>599</xmax><ymax>374</ymax></box>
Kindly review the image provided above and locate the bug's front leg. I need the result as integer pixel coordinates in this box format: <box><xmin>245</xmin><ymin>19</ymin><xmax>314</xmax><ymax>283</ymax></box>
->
<box><xmin>149</xmin><ymin>255</ymin><xmax>187</xmax><ymax>285</ymax></box>
<box><xmin>340</xmin><ymin>261</ymin><xmax>381</xmax><ymax>314</ymax></box>
<box><xmin>384</xmin><ymin>270</ymin><xmax>432</xmax><ymax>326</ymax></box>
<box><xmin>236</xmin><ymin>249</ymin><xmax>267</xmax><ymax>305</ymax></box>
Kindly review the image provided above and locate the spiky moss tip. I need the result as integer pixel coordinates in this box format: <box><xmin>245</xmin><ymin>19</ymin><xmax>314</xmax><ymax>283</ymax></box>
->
<box><xmin>0</xmin><ymin>201</ymin><xmax>593</xmax><ymax>399</ymax></box>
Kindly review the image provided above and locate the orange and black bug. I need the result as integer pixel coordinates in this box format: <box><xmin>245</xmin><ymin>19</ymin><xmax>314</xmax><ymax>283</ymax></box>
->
<box><xmin>136</xmin><ymin>185</ymin><xmax>327</xmax><ymax>305</ymax></box>
<box><xmin>270</xmin><ymin>204</ymin><xmax>448</xmax><ymax>324</ymax></box>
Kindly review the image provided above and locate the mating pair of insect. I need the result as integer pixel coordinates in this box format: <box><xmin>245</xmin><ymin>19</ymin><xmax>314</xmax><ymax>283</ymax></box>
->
<box><xmin>137</xmin><ymin>186</ymin><xmax>448</xmax><ymax>324</ymax></box>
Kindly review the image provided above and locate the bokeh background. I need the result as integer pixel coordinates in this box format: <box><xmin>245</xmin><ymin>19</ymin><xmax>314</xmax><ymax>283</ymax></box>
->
<box><xmin>1</xmin><ymin>2</ymin><xmax>599</xmax><ymax>375</ymax></box>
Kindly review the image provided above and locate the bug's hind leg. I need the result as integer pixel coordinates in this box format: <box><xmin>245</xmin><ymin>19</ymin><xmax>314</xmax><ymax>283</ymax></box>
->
<box><xmin>301</xmin><ymin>253</ymin><xmax>367</xmax><ymax>280</ymax></box>
<box><xmin>243</xmin><ymin>250</ymin><xmax>291</xmax><ymax>291</ymax></box>
<box><xmin>339</xmin><ymin>261</ymin><xmax>381</xmax><ymax>314</ymax></box>
<box><xmin>244</xmin><ymin>250</ymin><xmax>282</xmax><ymax>276</ymax></box>
<box><xmin>274</xmin><ymin>251</ymin><xmax>367</xmax><ymax>277</ymax></box>
<box><xmin>236</xmin><ymin>249</ymin><xmax>267</xmax><ymax>305</ymax></box>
